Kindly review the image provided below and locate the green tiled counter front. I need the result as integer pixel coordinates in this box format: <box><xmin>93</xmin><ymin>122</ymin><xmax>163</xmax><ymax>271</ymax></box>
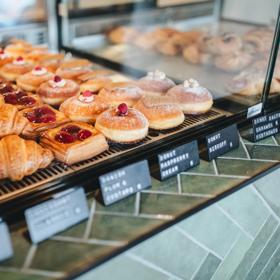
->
<box><xmin>1</xmin><ymin>136</ymin><xmax>280</xmax><ymax>279</ymax></box>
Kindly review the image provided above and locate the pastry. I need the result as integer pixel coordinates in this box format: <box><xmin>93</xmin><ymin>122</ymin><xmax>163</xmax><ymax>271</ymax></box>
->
<box><xmin>108</xmin><ymin>26</ymin><xmax>139</xmax><ymax>44</ymax></box>
<box><xmin>56</xmin><ymin>59</ymin><xmax>93</xmax><ymax>81</ymax></box>
<box><xmin>20</xmin><ymin>105</ymin><xmax>70</xmax><ymax>139</ymax></box>
<box><xmin>80</xmin><ymin>76</ymin><xmax>111</xmax><ymax>93</ymax></box>
<box><xmin>200</xmin><ymin>33</ymin><xmax>243</xmax><ymax>55</ymax></box>
<box><xmin>95</xmin><ymin>103</ymin><xmax>149</xmax><ymax>144</ymax></box>
<box><xmin>0</xmin><ymin>135</ymin><xmax>53</xmax><ymax>181</ymax></box>
<box><xmin>40</xmin><ymin>122</ymin><xmax>108</xmax><ymax>165</ymax></box>
<box><xmin>60</xmin><ymin>90</ymin><xmax>109</xmax><ymax>123</ymax></box>
<box><xmin>77</xmin><ymin>69</ymin><xmax>114</xmax><ymax>82</ymax></box>
<box><xmin>4</xmin><ymin>42</ymin><xmax>32</xmax><ymax>58</ymax></box>
<box><xmin>37</xmin><ymin>53</ymin><xmax>65</xmax><ymax>73</ymax></box>
<box><xmin>37</xmin><ymin>75</ymin><xmax>80</xmax><ymax>106</ymax></box>
<box><xmin>214</xmin><ymin>50</ymin><xmax>253</xmax><ymax>72</ymax></box>
<box><xmin>17</xmin><ymin>66</ymin><xmax>54</xmax><ymax>92</ymax></box>
<box><xmin>0</xmin><ymin>49</ymin><xmax>13</xmax><ymax>67</ymax></box>
<box><xmin>134</xmin><ymin>32</ymin><xmax>158</xmax><ymax>50</ymax></box>
<box><xmin>23</xmin><ymin>47</ymin><xmax>49</xmax><ymax>63</ymax></box>
<box><xmin>98</xmin><ymin>82</ymin><xmax>143</xmax><ymax>107</ymax></box>
<box><xmin>137</xmin><ymin>70</ymin><xmax>175</xmax><ymax>93</ymax></box>
<box><xmin>0</xmin><ymin>103</ymin><xmax>27</xmax><ymax>138</ymax></box>
<box><xmin>2</xmin><ymin>89</ymin><xmax>41</xmax><ymax>110</ymax></box>
<box><xmin>0</xmin><ymin>80</ymin><xmax>17</xmax><ymax>94</ymax></box>
<box><xmin>166</xmin><ymin>79</ymin><xmax>213</xmax><ymax>114</ymax></box>
<box><xmin>134</xmin><ymin>96</ymin><xmax>184</xmax><ymax>130</ymax></box>
<box><xmin>183</xmin><ymin>44</ymin><xmax>212</xmax><ymax>65</ymax></box>
<box><xmin>0</xmin><ymin>56</ymin><xmax>33</xmax><ymax>81</ymax></box>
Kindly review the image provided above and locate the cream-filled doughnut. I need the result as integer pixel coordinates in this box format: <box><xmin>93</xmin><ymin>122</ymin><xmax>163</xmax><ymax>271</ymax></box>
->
<box><xmin>0</xmin><ymin>49</ymin><xmax>13</xmax><ymax>67</ymax></box>
<box><xmin>95</xmin><ymin>103</ymin><xmax>149</xmax><ymax>144</ymax></box>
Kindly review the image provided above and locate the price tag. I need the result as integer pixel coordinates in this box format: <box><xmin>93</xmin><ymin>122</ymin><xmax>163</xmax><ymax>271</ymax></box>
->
<box><xmin>250</xmin><ymin>111</ymin><xmax>280</xmax><ymax>142</ymax></box>
<box><xmin>247</xmin><ymin>103</ymin><xmax>263</xmax><ymax>119</ymax></box>
<box><xmin>205</xmin><ymin>124</ymin><xmax>239</xmax><ymax>161</ymax></box>
<box><xmin>99</xmin><ymin>160</ymin><xmax>151</xmax><ymax>206</ymax></box>
<box><xmin>156</xmin><ymin>141</ymin><xmax>200</xmax><ymax>180</ymax></box>
<box><xmin>25</xmin><ymin>187</ymin><xmax>89</xmax><ymax>244</ymax></box>
<box><xmin>0</xmin><ymin>219</ymin><xmax>13</xmax><ymax>262</ymax></box>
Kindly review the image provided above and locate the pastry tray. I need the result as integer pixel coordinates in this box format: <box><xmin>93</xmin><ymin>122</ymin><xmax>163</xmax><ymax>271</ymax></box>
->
<box><xmin>0</xmin><ymin>107</ymin><xmax>226</xmax><ymax>203</ymax></box>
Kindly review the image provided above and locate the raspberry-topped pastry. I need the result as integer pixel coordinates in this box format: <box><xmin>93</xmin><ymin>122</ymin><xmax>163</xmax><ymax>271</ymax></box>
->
<box><xmin>0</xmin><ymin>56</ymin><xmax>33</xmax><ymax>81</ymax></box>
<box><xmin>37</xmin><ymin>75</ymin><xmax>80</xmax><ymax>106</ymax></box>
<box><xmin>0</xmin><ymin>49</ymin><xmax>12</xmax><ymax>67</ymax></box>
<box><xmin>40</xmin><ymin>122</ymin><xmax>108</xmax><ymax>165</ymax></box>
<box><xmin>16</xmin><ymin>65</ymin><xmax>54</xmax><ymax>92</ymax></box>
<box><xmin>95</xmin><ymin>103</ymin><xmax>149</xmax><ymax>144</ymax></box>
<box><xmin>20</xmin><ymin>105</ymin><xmax>70</xmax><ymax>139</ymax></box>
<box><xmin>60</xmin><ymin>90</ymin><xmax>109</xmax><ymax>123</ymax></box>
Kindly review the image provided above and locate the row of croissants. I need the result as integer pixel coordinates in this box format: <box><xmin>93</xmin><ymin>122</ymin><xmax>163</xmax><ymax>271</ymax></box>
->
<box><xmin>0</xmin><ymin>39</ymin><xmax>213</xmax><ymax>181</ymax></box>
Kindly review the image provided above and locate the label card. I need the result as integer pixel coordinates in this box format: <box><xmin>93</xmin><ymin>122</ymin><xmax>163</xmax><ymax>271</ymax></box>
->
<box><xmin>157</xmin><ymin>141</ymin><xmax>200</xmax><ymax>180</ymax></box>
<box><xmin>0</xmin><ymin>219</ymin><xmax>13</xmax><ymax>262</ymax></box>
<box><xmin>25</xmin><ymin>187</ymin><xmax>89</xmax><ymax>244</ymax></box>
<box><xmin>250</xmin><ymin>111</ymin><xmax>280</xmax><ymax>142</ymax></box>
<box><xmin>247</xmin><ymin>103</ymin><xmax>263</xmax><ymax>119</ymax></box>
<box><xmin>99</xmin><ymin>160</ymin><xmax>151</xmax><ymax>206</ymax></box>
<box><xmin>205</xmin><ymin>124</ymin><xmax>239</xmax><ymax>161</ymax></box>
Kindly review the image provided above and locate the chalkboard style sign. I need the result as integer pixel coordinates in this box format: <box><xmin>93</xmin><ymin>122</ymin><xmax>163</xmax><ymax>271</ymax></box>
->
<box><xmin>0</xmin><ymin>219</ymin><xmax>13</xmax><ymax>262</ymax></box>
<box><xmin>99</xmin><ymin>160</ymin><xmax>151</xmax><ymax>206</ymax></box>
<box><xmin>154</xmin><ymin>141</ymin><xmax>200</xmax><ymax>181</ymax></box>
<box><xmin>204</xmin><ymin>124</ymin><xmax>239</xmax><ymax>161</ymax></box>
<box><xmin>25</xmin><ymin>187</ymin><xmax>89</xmax><ymax>244</ymax></box>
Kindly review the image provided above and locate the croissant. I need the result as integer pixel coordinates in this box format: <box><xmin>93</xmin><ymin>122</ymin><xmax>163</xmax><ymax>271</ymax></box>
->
<box><xmin>0</xmin><ymin>135</ymin><xmax>54</xmax><ymax>181</ymax></box>
<box><xmin>0</xmin><ymin>103</ymin><xmax>27</xmax><ymax>138</ymax></box>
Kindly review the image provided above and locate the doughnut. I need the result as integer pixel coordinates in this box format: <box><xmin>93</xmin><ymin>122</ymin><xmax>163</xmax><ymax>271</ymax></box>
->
<box><xmin>60</xmin><ymin>90</ymin><xmax>109</xmax><ymax>123</ymax></box>
<box><xmin>166</xmin><ymin>79</ymin><xmax>213</xmax><ymax>114</ymax></box>
<box><xmin>214</xmin><ymin>50</ymin><xmax>253</xmax><ymax>72</ymax></box>
<box><xmin>78</xmin><ymin>69</ymin><xmax>114</xmax><ymax>82</ymax></box>
<box><xmin>98</xmin><ymin>82</ymin><xmax>143</xmax><ymax>107</ymax></box>
<box><xmin>95</xmin><ymin>103</ymin><xmax>149</xmax><ymax>144</ymax></box>
<box><xmin>200</xmin><ymin>33</ymin><xmax>243</xmax><ymax>55</ymax></box>
<box><xmin>134</xmin><ymin>96</ymin><xmax>184</xmax><ymax>130</ymax></box>
<box><xmin>23</xmin><ymin>47</ymin><xmax>49</xmax><ymax>63</ymax></box>
<box><xmin>17</xmin><ymin>66</ymin><xmax>54</xmax><ymax>92</ymax></box>
<box><xmin>136</xmin><ymin>70</ymin><xmax>175</xmax><ymax>93</ymax></box>
<box><xmin>37</xmin><ymin>53</ymin><xmax>65</xmax><ymax>73</ymax></box>
<box><xmin>37</xmin><ymin>75</ymin><xmax>80</xmax><ymax>106</ymax></box>
<box><xmin>0</xmin><ymin>56</ymin><xmax>33</xmax><ymax>81</ymax></box>
<box><xmin>0</xmin><ymin>49</ymin><xmax>13</xmax><ymax>67</ymax></box>
<box><xmin>183</xmin><ymin>44</ymin><xmax>212</xmax><ymax>65</ymax></box>
<box><xmin>107</xmin><ymin>26</ymin><xmax>139</xmax><ymax>44</ymax></box>
<box><xmin>4</xmin><ymin>42</ymin><xmax>32</xmax><ymax>58</ymax></box>
<box><xmin>56</xmin><ymin>59</ymin><xmax>93</xmax><ymax>81</ymax></box>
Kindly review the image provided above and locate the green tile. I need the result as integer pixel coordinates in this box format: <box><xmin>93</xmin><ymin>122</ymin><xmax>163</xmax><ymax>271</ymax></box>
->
<box><xmin>131</xmin><ymin>227</ymin><xmax>207</xmax><ymax>279</ymax></box>
<box><xmin>0</xmin><ymin>271</ymin><xmax>47</xmax><ymax>280</ymax></box>
<box><xmin>216</xmin><ymin>158</ymin><xmax>273</xmax><ymax>177</ymax></box>
<box><xmin>185</xmin><ymin>159</ymin><xmax>215</xmax><ymax>174</ymax></box>
<box><xmin>31</xmin><ymin>240</ymin><xmax>112</xmax><ymax>272</ymax></box>
<box><xmin>230</xmin><ymin>215</ymin><xmax>278</xmax><ymax>280</ymax></box>
<box><xmin>270</xmin><ymin>264</ymin><xmax>280</xmax><ymax>280</ymax></box>
<box><xmin>1</xmin><ymin>230</ymin><xmax>30</xmax><ymax>268</ymax></box>
<box><xmin>245</xmin><ymin>226</ymin><xmax>280</xmax><ymax>280</ymax></box>
<box><xmin>140</xmin><ymin>193</ymin><xmax>205</xmax><ymax>216</ymax></box>
<box><xmin>178</xmin><ymin>206</ymin><xmax>240</xmax><ymax>258</ymax></box>
<box><xmin>220</xmin><ymin>143</ymin><xmax>248</xmax><ymax>159</ymax></box>
<box><xmin>212</xmin><ymin>233</ymin><xmax>253</xmax><ymax>280</ymax></box>
<box><xmin>58</xmin><ymin>221</ymin><xmax>87</xmax><ymax>238</ymax></box>
<box><xmin>192</xmin><ymin>253</ymin><xmax>221</xmax><ymax>280</ymax></box>
<box><xmin>96</xmin><ymin>194</ymin><xmax>136</xmax><ymax>214</ymax></box>
<box><xmin>180</xmin><ymin>174</ymin><xmax>243</xmax><ymax>196</ymax></box>
<box><xmin>246</xmin><ymin>145</ymin><xmax>280</xmax><ymax>161</ymax></box>
<box><xmin>90</xmin><ymin>214</ymin><xmax>163</xmax><ymax>241</ymax></box>
<box><xmin>218</xmin><ymin>186</ymin><xmax>270</xmax><ymax>238</ymax></box>
<box><xmin>150</xmin><ymin>176</ymin><xmax>178</xmax><ymax>193</ymax></box>
<box><xmin>257</xmin><ymin>244</ymin><xmax>280</xmax><ymax>280</ymax></box>
<box><xmin>77</xmin><ymin>255</ymin><xmax>169</xmax><ymax>280</ymax></box>
<box><xmin>243</xmin><ymin>137</ymin><xmax>276</xmax><ymax>145</ymax></box>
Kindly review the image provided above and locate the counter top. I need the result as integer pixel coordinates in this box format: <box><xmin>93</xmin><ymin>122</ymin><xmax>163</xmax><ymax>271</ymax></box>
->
<box><xmin>1</xmin><ymin>135</ymin><xmax>280</xmax><ymax>279</ymax></box>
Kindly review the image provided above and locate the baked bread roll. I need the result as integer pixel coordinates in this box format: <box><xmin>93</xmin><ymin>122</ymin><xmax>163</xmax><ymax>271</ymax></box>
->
<box><xmin>40</xmin><ymin>122</ymin><xmax>108</xmax><ymax>165</ymax></box>
<box><xmin>134</xmin><ymin>96</ymin><xmax>184</xmax><ymax>130</ymax></box>
<box><xmin>95</xmin><ymin>103</ymin><xmax>149</xmax><ymax>144</ymax></box>
<box><xmin>166</xmin><ymin>79</ymin><xmax>213</xmax><ymax>114</ymax></box>
<box><xmin>0</xmin><ymin>103</ymin><xmax>27</xmax><ymax>138</ymax></box>
<box><xmin>60</xmin><ymin>90</ymin><xmax>109</xmax><ymax>123</ymax></box>
<box><xmin>17</xmin><ymin>66</ymin><xmax>54</xmax><ymax>92</ymax></box>
<box><xmin>20</xmin><ymin>105</ymin><xmax>70</xmax><ymax>139</ymax></box>
<box><xmin>137</xmin><ymin>70</ymin><xmax>175</xmax><ymax>93</ymax></box>
<box><xmin>0</xmin><ymin>135</ymin><xmax>54</xmax><ymax>181</ymax></box>
<box><xmin>108</xmin><ymin>26</ymin><xmax>139</xmax><ymax>44</ymax></box>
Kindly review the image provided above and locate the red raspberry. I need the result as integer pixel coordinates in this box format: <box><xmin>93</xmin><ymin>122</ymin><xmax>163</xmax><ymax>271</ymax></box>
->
<box><xmin>117</xmin><ymin>103</ymin><xmax>128</xmax><ymax>116</ymax></box>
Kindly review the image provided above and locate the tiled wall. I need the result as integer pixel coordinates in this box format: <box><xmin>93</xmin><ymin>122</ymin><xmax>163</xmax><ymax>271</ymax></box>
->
<box><xmin>79</xmin><ymin>168</ymin><xmax>280</xmax><ymax>280</ymax></box>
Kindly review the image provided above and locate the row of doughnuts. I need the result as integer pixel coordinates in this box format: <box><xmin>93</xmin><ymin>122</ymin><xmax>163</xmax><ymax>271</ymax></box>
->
<box><xmin>107</xmin><ymin>26</ymin><xmax>275</xmax><ymax>73</ymax></box>
<box><xmin>0</xmin><ymin>40</ymin><xmax>213</xmax><ymax>181</ymax></box>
